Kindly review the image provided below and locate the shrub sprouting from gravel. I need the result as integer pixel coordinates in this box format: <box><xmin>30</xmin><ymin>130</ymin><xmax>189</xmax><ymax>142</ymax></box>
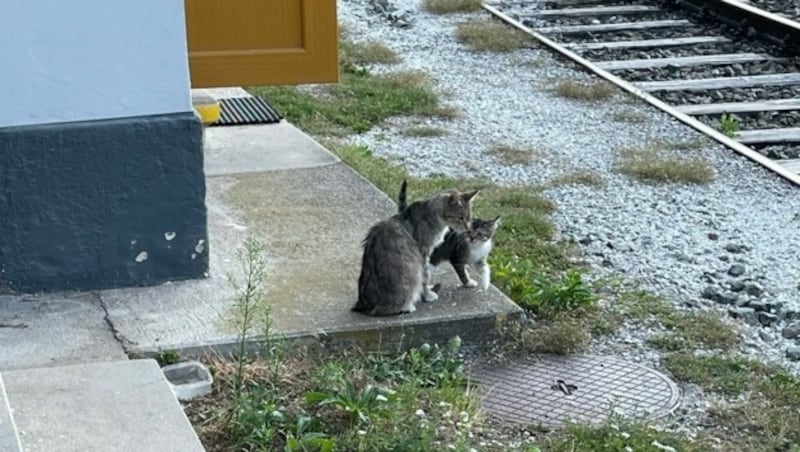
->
<box><xmin>615</xmin><ymin>142</ymin><xmax>715</xmax><ymax>185</ymax></box>
<box><xmin>455</xmin><ymin>20</ymin><xmax>530</xmax><ymax>52</ymax></box>
<box><xmin>552</xmin><ymin>80</ymin><xmax>616</xmax><ymax>102</ymax></box>
<box><xmin>423</xmin><ymin>0</ymin><xmax>482</xmax><ymax>14</ymax></box>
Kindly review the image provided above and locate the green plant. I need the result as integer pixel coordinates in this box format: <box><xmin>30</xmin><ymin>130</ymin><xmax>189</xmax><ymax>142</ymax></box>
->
<box><xmin>306</xmin><ymin>380</ymin><xmax>399</xmax><ymax>425</ymax></box>
<box><xmin>156</xmin><ymin>350</ymin><xmax>180</xmax><ymax>366</ymax></box>
<box><xmin>368</xmin><ymin>336</ymin><xmax>464</xmax><ymax>385</ymax></box>
<box><xmin>227</xmin><ymin>236</ymin><xmax>269</xmax><ymax>396</ymax></box>
<box><xmin>492</xmin><ymin>259</ymin><xmax>596</xmax><ymax>316</ymax></box>
<box><xmin>284</xmin><ymin>415</ymin><xmax>335</xmax><ymax>452</ymax></box>
<box><xmin>455</xmin><ymin>20</ymin><xmax>530</xmax><ymax>52</ymax></box>
<box><xmin>423</xmin><ymin>0</ymin><xmax>482</xmax><ymax>14</ymax></box>
<box><xmin>719</xmin><ymin>113</ymin><xmax>740</xmax><ymax>137</ymax></box>
<box><xmin>552</xmin><ymin>80</ymin><xmax>615</xmax><ymax>102</ymax></box>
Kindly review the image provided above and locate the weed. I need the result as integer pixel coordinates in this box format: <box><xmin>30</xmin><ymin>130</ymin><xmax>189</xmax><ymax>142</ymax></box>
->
<box><xmin>552</xmin><ymin>80</ymin><xmax>616</xmax><ymax>102</ymax></box>
<box><xmin>614</xmin><ymin>290</ymin><xmax>739</xmax><ymax>351</ymax></box>
<box><xmin>611</xmin><ymin>109</ymin><xmax>648</xmax><ymax>123</ymax></box>
<box><xmin>544</xmin><ymin>171</ymin><xmax>606</xmax><ymax>188</ymax></box>
<box><xmin>284</xmin><ymin>415</ymin><xmax>335</xmax><ymax>452</ymax></box>
<box><xmin>400</xmin><ymin>126</ymin><xmax>449</xmax><ymax>138</ymax></box>
<box><xmin>663</xmin><ymin>353</ymin><xmax>765</xmax><ymax>396</ymax></box>
<box><xmin>488</xmin><ymin>144</ymin><xmax>538</xmax><ymax>166</ymax></box>
<box><xmin>306</xmin><ymin>380</ymin><xmax>400</xmax><ymax>425</ymax></box>
<box><xmin>492</xmin><ymin>261</ymin><xmax>595</xmax><ymax>317</ymax></box>
<box><xmin>368</xmin><ymin>336</ymin><xmax>464</xmax><ymax>386</ymax></box>
<box><xmin>249</xmin><ymin>71</ymin><xmax>441</xmax><ymax>136</ymax></box>
<box><xmin>157</xmin><ymin>350</ymin><xmax>181</xmax><ymax>366</ymax></box>
<box><xmin>615</xmin><ymin>143</ymin><xmax>715</xmax><ymax>185</ymax></box>
<box><xmin>340</xmin><ymin>40</ymin><xmax>399</xmax><ymax>67</ymax></box>
<box><xmin>456</xmin><ymin>20</ymin><xmax>530</xmax><ymax>52</ymax></box>
<box><xmin>423</xmin><ymin>0</ymin><xmax>482</xmax><ymax>14</ymax></box>
<box><xmin>542</xmin><ymin>415</ymin><xmax>711</xmax><ymax>451</ymax></box>
<box><xmin>719</xmin><ymin>113</ymin><xmax>740</xmax><ymax>137</ymax></box>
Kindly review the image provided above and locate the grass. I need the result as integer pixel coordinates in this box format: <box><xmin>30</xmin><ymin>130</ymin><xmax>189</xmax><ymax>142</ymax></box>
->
<box><xmin>400</xmin><ymin>126</ymin><xmax>449</xmax><ymax>138</ymax></box>
<box><xmin>340</xmin><ymin>39</ymin><xmax>400</xmax><ymax>66</ymax></box>
<box><xmin>552</xmin><ymin>80</ymin><xmax>616</xmax><ymax>102</ymax></box>
<box><xmin>544</xmin><ymin>171</ymin><xmax>606</xmax><ymax>189</ymax></box>
<box><xmin>614</xmin><ymin>290</ymin><xmax>739</xmax><ymax>352</ymax></box>
<box><xmin>719</xmin><ymin>112</ymin><xmax>740</xmax><ymax>138</ymax></box>
<box><xmin>542</xmin><ymin>416</ymin><xmax>712</xmax><ymax>451</ymax></box>
<box><xmin>423</xmin><ymin>0</ymin><xmax>483</xmax><ymax>14</ymax></box>
<box><xmin>615</xmin><ymin>141</ymin><xmax>716</xmax><ymax>185</ymax></box>
<box><xmin>487</xmin><ymin>144</ymin><xmax>538</xmax><ymax>166</ymax></box>
<box><xmin>455</xmin><ymin>20</ymin><xmax>531</xmax><ymax>52</ymax></box>
<box><xmin>249</xmin><ymin>70</ymin><xmax>448</xmax><ymax>136</ymax></box>
<box><xmin>611</xmin><ymin>109</ymin><xmax>648</xmax><ymax>123</ymax></box>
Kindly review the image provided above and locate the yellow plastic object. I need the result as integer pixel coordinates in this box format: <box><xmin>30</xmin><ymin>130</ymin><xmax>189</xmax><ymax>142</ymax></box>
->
<box><xmin>191</xmin><ymin>90</ymin><xmax>221</xmax><ymax>125</ymax></box>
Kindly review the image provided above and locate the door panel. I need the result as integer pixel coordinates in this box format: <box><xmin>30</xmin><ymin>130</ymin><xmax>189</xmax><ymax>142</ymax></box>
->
<box><xmin>185</xmin><ymin>0</ymin><xmax>338</xmax><ymax>88</ymax></box>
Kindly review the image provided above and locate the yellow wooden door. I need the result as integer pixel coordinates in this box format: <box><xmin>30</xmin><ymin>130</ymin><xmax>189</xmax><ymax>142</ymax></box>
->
<box><xmin>185</xmin><ymin>0</ymin><xmax>339</xmax><ymax>88</ymax></box>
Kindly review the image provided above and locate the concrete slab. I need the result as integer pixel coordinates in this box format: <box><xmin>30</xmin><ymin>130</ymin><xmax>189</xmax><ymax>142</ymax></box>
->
<box><xmin>202</xmin><ymin>86</ymin><xmax>251</xmax><ymax>99</ymax></box>
<box><xmin>0</xmin><ymin>375</ymin><xmax>22</xmax><ymax>452</ymax></box>
<box><xmin>0</xmin><ymin>293</ymin><xmax>125</xmax><ymax>371</ymax></box>
<box><xmin>204</xmin><ymin>123</ymin><xmax>340</xmax><ymax>176</ymax></box>
<box><xmin>2</xmin><ymin>359</ymin><xmax>204</xmax><ymax>452</ymax></box>
<box><xmin>101</xmin><ymin>161</ymin><xmax>522</xmax><ymax>356</ymax></box>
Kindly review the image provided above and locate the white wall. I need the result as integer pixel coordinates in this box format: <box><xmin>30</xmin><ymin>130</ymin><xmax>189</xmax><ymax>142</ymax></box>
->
<box><xmin>0</xmin><ymin>0</ymin><xmax>192</xmax><ymax>128</ymax></box>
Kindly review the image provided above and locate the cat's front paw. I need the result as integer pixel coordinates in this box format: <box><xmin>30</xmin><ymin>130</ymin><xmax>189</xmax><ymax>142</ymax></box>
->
<box><xmin>423</xmin><ymin>290</ymin><xmax>439</xmax><ymax>302</ymax></box>
<box><xmin>464</xmin><ymin>279</ymin><xmax>478</xmax><ymax>288</ymax></box>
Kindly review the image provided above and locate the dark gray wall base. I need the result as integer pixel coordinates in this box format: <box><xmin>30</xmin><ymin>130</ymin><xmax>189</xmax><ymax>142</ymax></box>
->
<box><xmin>0</xmin><ymin>112</ymin><xmax>208</xmax><ymax>292</ymax></box>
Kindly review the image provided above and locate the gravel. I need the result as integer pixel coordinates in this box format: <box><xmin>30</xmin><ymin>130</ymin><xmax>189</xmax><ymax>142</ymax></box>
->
<box><xmin>746</xmin><ymin>0</ymin><xmax>800</xmax><ymax>22</ymax></box>
<box><xmin>336</xmin><ymin>0</ymin><xmax>800</xmax><ymax>438</ymax></box>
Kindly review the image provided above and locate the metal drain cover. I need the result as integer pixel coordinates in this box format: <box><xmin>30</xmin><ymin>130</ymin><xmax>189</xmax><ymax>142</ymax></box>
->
<box><xmin>470</xmin><ymin>355</ymin><xmax>681</xmax><ymax>428</ymax></box>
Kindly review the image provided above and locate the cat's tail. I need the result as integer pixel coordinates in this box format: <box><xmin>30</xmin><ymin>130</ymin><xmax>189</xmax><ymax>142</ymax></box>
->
<box><xmin>397</xmin><ymin>178</ymin><xmax>408</xmax><ymax>212</ymax></box>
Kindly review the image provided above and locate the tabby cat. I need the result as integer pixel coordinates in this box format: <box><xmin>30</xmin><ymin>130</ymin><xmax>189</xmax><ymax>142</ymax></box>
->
<box><xmin>352</xmin><ymin>187</ymin><xmax>479</xmax><ymax>316</ymax></box>
<box><xmin>398</xmin><ymin>179</ymin><xmax>500</xmax><ymax>291</ymax></box>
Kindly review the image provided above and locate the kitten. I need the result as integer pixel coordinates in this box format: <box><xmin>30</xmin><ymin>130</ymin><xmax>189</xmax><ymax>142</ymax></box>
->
<box><xmin>398</xmin><ymin>179</ymin><xmax>500</xmax><ymax>291</ymax></box>
<box><xmin>352</xmin><ymin>187</ymin><xmax>479</xmax><ymax>316</ymax></box>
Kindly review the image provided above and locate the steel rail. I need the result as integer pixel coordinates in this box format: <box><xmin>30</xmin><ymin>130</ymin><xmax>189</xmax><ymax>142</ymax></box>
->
<box><xmin>482</xmin><ymin>3</ymin><xmax>800</xmax><ymax>187</ymax></box>
<box><xmin>670</xmin><ymin>0</ymin><xmax>800</xmax><ymax>50</ymax></box>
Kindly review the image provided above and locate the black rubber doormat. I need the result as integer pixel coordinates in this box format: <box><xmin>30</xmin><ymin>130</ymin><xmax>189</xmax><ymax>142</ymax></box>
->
<box><xmin>214</xmin><ymin>96</ymin><xmax>282</xmax><ymax>126</ymax></box>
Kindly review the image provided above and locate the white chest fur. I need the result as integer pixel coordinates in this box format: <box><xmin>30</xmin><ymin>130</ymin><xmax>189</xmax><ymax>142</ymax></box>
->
<box><xmin>469</xmin><ymin>238</ymin><xmax>493</xmax><ymax>263</ymax></box>
<box><xmin>431</xmin><ymin>227</ymin><xmax>448</xmax><ymax>252</ymax></box>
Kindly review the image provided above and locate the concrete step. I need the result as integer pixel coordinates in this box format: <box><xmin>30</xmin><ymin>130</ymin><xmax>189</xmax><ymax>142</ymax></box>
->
<box><xmin>0</xmin><ymin>359</ymin><xmax>204</xmax><ymax>452</ymax></box>
<box><xmin>97</xmin><ymin>120</ymin><xmax>522</xmax><ymax>358</ymax></box>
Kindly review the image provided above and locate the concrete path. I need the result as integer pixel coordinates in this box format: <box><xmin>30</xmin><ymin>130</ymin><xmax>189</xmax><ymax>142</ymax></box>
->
<box><xmin>1</xmin><ymin>359</ymin><xmax>204</xmax><ymax>452</ymax></box>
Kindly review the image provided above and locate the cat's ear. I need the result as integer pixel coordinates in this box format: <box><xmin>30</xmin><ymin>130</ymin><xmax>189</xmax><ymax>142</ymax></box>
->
<box><xmin>462</xmin><ymin>189</ymin><xmax>480</xmax><ymax>203</ymax></box>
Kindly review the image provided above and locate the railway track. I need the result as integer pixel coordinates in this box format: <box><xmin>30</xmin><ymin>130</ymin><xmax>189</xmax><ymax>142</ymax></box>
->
<box><xmin>484</xmin><ymin>0</ymin><xmax>800</xmax><ymax>184</ymax></box>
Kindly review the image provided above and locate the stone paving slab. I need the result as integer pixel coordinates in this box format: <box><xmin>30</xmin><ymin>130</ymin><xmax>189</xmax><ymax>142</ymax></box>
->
<box><xmin>2</xmin><ymin>359</ymin><xmax>204</xmax><ymax>452</ymax></box>
<box><xmin>204</xmin><ymin>123</ymin><xmax>339</xmax><ymax>176</ymax></box>
<box><xmin>0</xmin><ymin>293</ymin><xmax>125</xmax><ymax>371</ymax></box>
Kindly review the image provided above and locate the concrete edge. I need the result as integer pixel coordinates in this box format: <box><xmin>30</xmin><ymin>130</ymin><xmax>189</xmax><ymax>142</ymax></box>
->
<box><xmin>128</xmin><ymin>309</ymin><xmax>524</xmax><ymax>360</ymax></box>
<box><xmin>0</xmin><ymin>374</ymin><xmax>23</xmax><ymax>452</ymax></box>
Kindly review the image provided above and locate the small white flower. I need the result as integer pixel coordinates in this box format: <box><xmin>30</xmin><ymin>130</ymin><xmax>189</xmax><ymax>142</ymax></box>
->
<box><xmin>620</xmin><ymin>431</ymin><xmax>631</xmax><ymax>439</ymax></box>
<box><xmin>447</xmin><ymin>444</ymin><xmax>456</xmax><ymax>450</ymax></box>
<box><xmin>443</xmin><ymin>410</ymin><xmax>452</xmax><ymax>418</ymax></box>
<box><xmin>459</xmin><ymin>411</ymin><xmax>470</xmax><ymax>423</ymax></box>
<box><xmin>357</xmin><ymin>430</ymin><xmax>367</xmax><ymax>436</ymax></box>
<box><xmin>651</xmin><ymin>441</ymin><xmax>677</xmax><ymax>452</ymax></box>
<box><xmin>376</xmin><ymin>394</ymin><xmax>388</xmax><ymax>402</ymax></box>
<box><xmin>270</xmin><ymin>410</ymin><xmax>283</xmax><ymax>419</ymax></box>
<box><xmin>415</xmin><ymin>409</ymin><xmax>426</xmax><ymax>417</ymax></box>
<box><xmin>625</xmin><ymin>447</ymin><xmax>633</xmax><ymax>452</ymax></box>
